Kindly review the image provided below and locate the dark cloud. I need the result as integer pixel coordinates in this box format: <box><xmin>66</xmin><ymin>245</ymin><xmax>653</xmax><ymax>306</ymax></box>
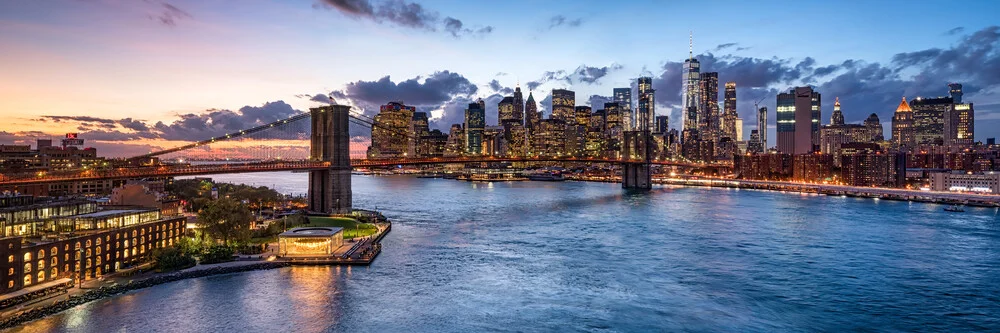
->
<box><xmin>547</xmin><ymin>15</ymin><xmax>583</xmax><ymax>30</ymax></box>
<box><xmin>118</xmin><ymin>118</ymin><xmax>149</xmax><ymax>132</ymax></box>
<box><xmin>154</xmin><ymin>101</ymin><xmax>305</xmax><ymax>141</ymax></box>
<box><xmin>428</xmin><ymin>96</ymin><xmax>474</xmax><ymax>130</ymax></box>
<box><xmin>946</xmin><ymin>27</ymin><xmax>965</xmax><ymax>35</ymax></box>
<box><xmin>333</xmin><ymin>71</ymin><xmax>478</xmax><ymax>116</ymax></box>
<box><xmin>443</xmin><ymin>17</ymin><xmax>494</xmax><ymax>38</ymax></box>
<box><xmin>315</xmin><ymin>0</ymin><xmax>491</xmax><ymax>37</ymax></box>
<box><xmin>524</xmin><ymin>64</ymin><xmax>622</xmax><ymax>89</ymax></box>
<box><xmin>714</xmin><ymin>43</ymin><xmax>738</xmax><ymax>51</ymax></box>
<box><xmin>150</xmin><ymin>2</ymin><xmax>191</xmax><ymax>27</ymax></box>
<box><xmin>488</xmin><ymin>79</ymin><xmax>514</xmax><ymax>95</ymax></box>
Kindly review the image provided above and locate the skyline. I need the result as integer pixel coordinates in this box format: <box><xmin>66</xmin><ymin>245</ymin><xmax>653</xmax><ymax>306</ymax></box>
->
<box><xmin>1</xmin><ymin>0</ymin><xmax>1000</xmax><ymax>157</ymax></box>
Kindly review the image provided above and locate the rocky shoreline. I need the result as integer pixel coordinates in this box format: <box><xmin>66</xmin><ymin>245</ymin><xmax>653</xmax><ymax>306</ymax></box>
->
<box><xmin>0</xmin><ymin>262</ymin><xmax>290</xmax><ymax>330</ymax></box>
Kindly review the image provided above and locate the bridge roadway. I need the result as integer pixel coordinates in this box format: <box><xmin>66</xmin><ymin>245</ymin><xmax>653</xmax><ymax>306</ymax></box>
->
<box><xmin>0</xmin><ymin>157</ymin><xmax>730</xmax><ymax>186</ymax></box>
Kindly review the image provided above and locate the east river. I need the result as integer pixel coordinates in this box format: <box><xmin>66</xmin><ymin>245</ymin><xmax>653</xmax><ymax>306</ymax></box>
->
<box><xmin>10</xmin><ymin>174</ymin><xmax>1000</xmax><ymax>332</ymax></box>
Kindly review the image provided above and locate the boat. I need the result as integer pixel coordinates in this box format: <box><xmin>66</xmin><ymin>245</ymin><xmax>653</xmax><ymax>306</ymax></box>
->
<box><xmin>526</xmin><ymin>171</ymin><xmax>565</xmax><ymax>181</ymax></box>
<box><xmin>944</xmin><ymin>205</ymin><xmax>965</xmax><ymax>212</ymax></box>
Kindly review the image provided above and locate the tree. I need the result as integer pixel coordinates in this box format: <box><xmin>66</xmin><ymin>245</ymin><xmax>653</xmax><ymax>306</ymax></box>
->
<box><xmin>197</xmin><ymin>197</ymin><xmax>253</xmax><ymax>245</ymax></box>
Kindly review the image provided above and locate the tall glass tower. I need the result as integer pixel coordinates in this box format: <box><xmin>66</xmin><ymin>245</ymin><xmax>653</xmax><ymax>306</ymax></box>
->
<box><xmin>681</xmin><ymin>33</ymin><xmax>701</xmax><ymax>133</ymax></box>
<box><xmin>613</xmin><ymin>88</ymin><xmax>633</xmax><ymax>130</ymax></box>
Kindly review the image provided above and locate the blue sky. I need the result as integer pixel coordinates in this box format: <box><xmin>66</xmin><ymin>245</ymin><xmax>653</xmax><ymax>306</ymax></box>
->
<box><xmin>1</xmin><ymin>0</ymin><xmax>998</xmax><ymax>156</ymax></box>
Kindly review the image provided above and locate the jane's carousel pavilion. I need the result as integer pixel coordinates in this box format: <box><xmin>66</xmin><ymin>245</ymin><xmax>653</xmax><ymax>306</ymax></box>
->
<box><xmin>277</xmin><ymin>227</ymin><xmax>344</xmax><ymax>257</ymax></box>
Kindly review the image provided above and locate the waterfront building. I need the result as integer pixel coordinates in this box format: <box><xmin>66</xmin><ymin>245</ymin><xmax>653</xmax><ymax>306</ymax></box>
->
<box><xmin>412</xmin><ymin>112</ymin><xmax>430</xmax><ymax>139</ymax></box>
<box><xmin>931</xmin><ymin>171</ymin><xmax>1000</xmax><ymax>194</ymax></box>
<box><xmin>277</xmin><ymin>227</ymin><xmax>344</xmax><ymax>257</ymax></box>
<box><xmin>369</xmin><ymin>102</ymin><xmax>416</xmax><ymax>159</ymax></box>
<box><xmin>839</xmin><ymin>143</ymin><xmax>905</xmax><ymax>187</ymax></box>
<box><xmin>792</xmin><ymin>153</ymin><xmax>834</xmax><ymax>182</ymax></box>
<box><xmin>613</xmin><ymin>87</ymin><xmax>633</xmax><ymax>131</ymax></box>
<box><xmin>734</xmin><ymin>153</ymin><xmax>793</xmax><ymax>181</ymax></box>
<box><xmin>681</xmin><ymin>34</ymin><xmax>701</xmax><ymax>133</ymax></box>
<box><xmin>464</xmin><ymin>100</ymin><xmax>486</xmax><ymax>155</ymax></box>
<box><xmin>722</xmin><ymin>82</ymin><xmax>738</xmax><ymax>141</ymax></box>
<box><xmin>637</xmin><ymin>77</ymin><xmax>655</xmax><ymax>132</ymax></box>
<box><xmin>1</xmin><ymin>199</ymin><xmax>185</xmax><ymax>297</ymax></box>
<box><xmin>698</xmin><ymin>72</ymin><xmax>720</xmax><ymax>144</ymax></box>
<box><xmin>551</xmin><ymin>89</ymin><xmax>576</xmax><ymax>123</ymax></box>
<box><xmin>776</xmin><ymin>87</ymin><xmax>821</xmax><ymax>154</ymax></box>
<box><xmin>891</xmin><ymin>97</ymin><xmax>916</xmax><ymax>149</ymax></box>
<box><xmin>503</xmin><ymin>123</ymin><xmax>527</xmax><ymax>157</ymax></box>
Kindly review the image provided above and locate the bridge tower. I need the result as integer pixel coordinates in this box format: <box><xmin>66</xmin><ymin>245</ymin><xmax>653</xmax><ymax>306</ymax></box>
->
<box><xmin>308</xmin><ymin>105</ymin><xmax>352</xmax><ymax>214</ymax></box>
<box><xmin>622</xmin><ymin>130</ymin><xmax>653</xmax><ymax>189</ymax></box>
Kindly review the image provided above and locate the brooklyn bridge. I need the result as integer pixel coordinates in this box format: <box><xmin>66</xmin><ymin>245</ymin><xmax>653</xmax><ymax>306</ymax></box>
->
<box><xmin>0</xmin><ymin>105</ymin><xmax>731</xmax><ymax>214</ymax></box>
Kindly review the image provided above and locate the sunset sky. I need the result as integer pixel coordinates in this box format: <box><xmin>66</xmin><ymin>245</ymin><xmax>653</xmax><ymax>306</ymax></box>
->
<box><xmin>1</xmin><ymin>0</ymin><xmax>999</xmax><ymax>157</ymax></box>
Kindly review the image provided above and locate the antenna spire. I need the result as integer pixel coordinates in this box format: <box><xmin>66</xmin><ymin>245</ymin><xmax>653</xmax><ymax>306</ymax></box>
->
<box><xmin>689</xmin><ymin>31</ymin><xmax>694</xmax><ymax>60</ymax></box>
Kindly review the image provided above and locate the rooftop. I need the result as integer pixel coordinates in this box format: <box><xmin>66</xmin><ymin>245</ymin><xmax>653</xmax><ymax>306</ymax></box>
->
<box><xmin>279</xmin><ymin>227</ymin><xmax>343</xmax><ymax>238</ymax></box>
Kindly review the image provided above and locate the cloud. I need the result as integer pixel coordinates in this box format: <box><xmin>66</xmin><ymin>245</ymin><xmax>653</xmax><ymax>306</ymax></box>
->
<box><xmin>332</xmin><ymin>71</ymin><xmax>478</xmax><ymax>115</ymax></box>
<box><xmin>714</xmin><ymin>43</ymin><xmax>738</xmax><ymax>51</ymax></box>
<box><xmin>587</xmin><ymin>95</ymin><xmax>612</xmax><ymax>109</ymax></box>
<box><xmin>547</xmin><ymin>15</ymin><xmax>583</xmax><ymax>30</ymax></box>
<box><xmin>118</xmin><ymin>118</ymin><xmax>149</xmax><ymax>132</ymax></box>
<box><xmin>42</xmin><ymin>115</ymin><xmax>117</xmax><ymax>125</ymax></box>
<box><xmin>524</xmin><ymin>64</ymin><xmax>623</xmax><ymax>90</ymax></box>
<box><xmin>488</xmin><ymin>79</ymin><xmax>514</xmax><ymax>95</ymax></box>
<box><xmin>150</xmin><ymin>2</ymin><xmax>191</xmax><ymax>27</ymax></box>
<box><xmin>297</xmin><ymin>93</ymin><xmax>335</xmax><ymax>104</ymax></box>
<box><xmin>314</xmin><ymin>0</ymin><xmax>492</xmax><ymax>37</ymax></box>
<box><xmin>945</xmin><ymin>27</ymin><xmax>965</xmax><ymax>35</ymax></box>
<box><xmin>154</xmin><ymin>101</ymin><xmax>306</xmax><ymax>141</ymax></box>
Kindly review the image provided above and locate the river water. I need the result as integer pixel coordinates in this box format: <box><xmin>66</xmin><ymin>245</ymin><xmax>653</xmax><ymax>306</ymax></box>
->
<box><xmin>9</xmin><ymin>174</ymin><xmax>1000</xmax><ymax>332</ymax></box>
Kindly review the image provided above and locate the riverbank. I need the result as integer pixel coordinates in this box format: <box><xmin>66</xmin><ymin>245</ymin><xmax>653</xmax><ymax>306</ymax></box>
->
<box><xmin>1</xmin><ymin>211</ymin><xmax>392</xmax><ymax>330</ymax></box>
<box><xmin>566</xmin><ymin>174</ymin><xmax>1000</xmax><ymax>207</ymax></box>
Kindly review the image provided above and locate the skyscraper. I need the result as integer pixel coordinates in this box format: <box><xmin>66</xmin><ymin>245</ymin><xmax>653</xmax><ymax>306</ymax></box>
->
<box><xmin>637</xmin><ymin>77</ymin><xmax>655</xmax><ymax>132</ymax></box>
<box><xmin>464</xmin><ymin>100</ymin><xmax>486</xmax><ymax>155</ymax></box>
<box><xmin>776</xmin><ymin>87</ymin><xmax>821</xmax><ymax>154</ymax></box>
<box><xmin>864</xmin><ymin>113</ymin><xmax>884</xmax><ymax>142</ymax></box>
<box><xmin>513</xmin><ymin>85</ymin><xmax>525</xmax><ymax>124</ymax></box>
<box><xmin>698</xmin><ymin>72</ymin><xmax>720</xmax><ymax>144</ymax></box>
<box><xmin>757</xmin><ymin>106</ymin><xmax>768</xmax><ymax>151</ymax></box>
<box><xmin>655</xmin><ymin>115</ymin><xmax>669</xmax><ymax>134</ymax></box>
<box><xmin>722</xmin><ymin>81</ymin><xmax>737</xmax><ymax>141</ymax></box>
<box><xmin>525</xmin><ymin>91</ymin><xmax>539</xmax><ymax>130</ymax></box>
<box><xmin>681</xmin><ymin>33</ymin><xmax>701</xmax><ymax>133</ymax></box>
<box><xmin>911</xmin><ymin>96</ymin><xmax>949</xmax><ymax>146</ymax></box>
<box><xmin>949</xmin><ymin>83</ymin><xmax>963</xmax><ymax>103</ymax></box>
<box><xmin>551</xmin><ymin>89</ymin><xmax>576</xmax><ymax>123</ymax></box>
<box><xmin>369</xmin><ymin>101</ymin><xmax>416</xmax><ymax>159</ymax></box>
<box><xmin>498</xmin><ymin>97</ymin><xmax>516</xmax><ymax>124</ymax></box>
<box><xmin>831</xmin><ymin>97</ymin><xmax>845</xmax><ymax>125</ymax></box>
<box><xmin>613</xmin><ymin>87</ymin><xmax>633</xmax><ymax>131</ymax></box>
<box><xmin>891</xmin><ymin>97</ymin><xmax>915</xmax><ymax>149</ymax></box>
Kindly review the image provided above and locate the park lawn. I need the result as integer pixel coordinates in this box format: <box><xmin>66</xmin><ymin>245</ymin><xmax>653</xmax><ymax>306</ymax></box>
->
<box><xmin>307</xmin><ymin>216</ymin><xmax>378</xmax><ymax>238</ymax></box>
